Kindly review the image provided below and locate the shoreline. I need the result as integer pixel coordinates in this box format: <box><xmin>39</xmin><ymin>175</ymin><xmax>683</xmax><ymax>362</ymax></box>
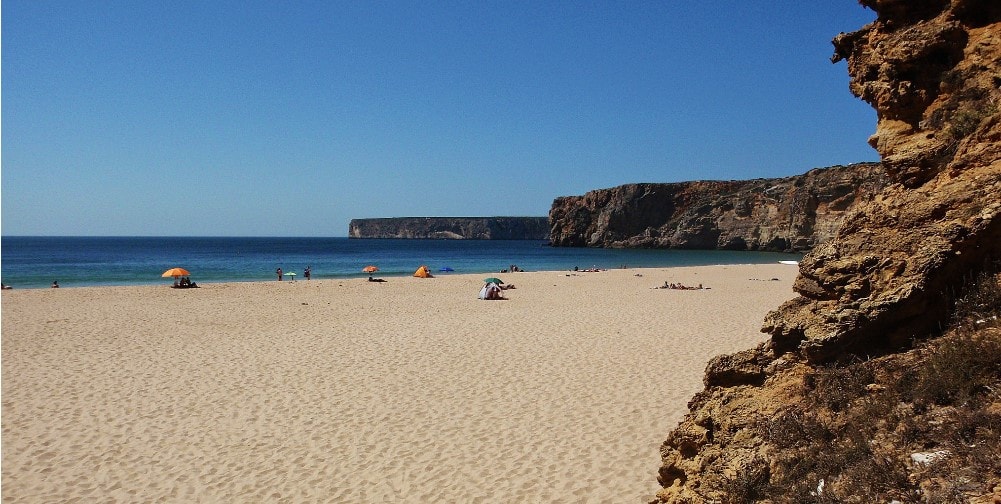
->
<box><xmin>2</xmin><ymin>264</ymin><xmax>798</xmax><ymax>502</ymax></box>
<box><xmin>0</xmin><ymin>236</ymin><xmax>802</xmax><ymax>290</ymax></box>
<box><xmin>0</xmin><ymin>260</ymin><xmax>799</xmax><ymax>291</ymax></box>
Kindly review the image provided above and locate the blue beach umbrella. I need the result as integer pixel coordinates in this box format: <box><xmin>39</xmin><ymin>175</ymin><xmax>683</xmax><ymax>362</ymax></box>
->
<box><xmin>439</xmin><ymin>267</ymin><xmax>454</xmax><ymax>272</ymax></box>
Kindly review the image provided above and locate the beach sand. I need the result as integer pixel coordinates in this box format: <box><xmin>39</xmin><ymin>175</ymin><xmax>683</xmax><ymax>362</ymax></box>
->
<box><xmin>2</xmin><ymin>264</ymin><xmax>796</xmax><ymax>503</ymax></box>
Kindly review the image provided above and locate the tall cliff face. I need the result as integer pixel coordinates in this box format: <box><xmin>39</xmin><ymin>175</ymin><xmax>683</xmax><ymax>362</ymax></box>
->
<box><xmin>653</xmin><ymin>1</ymin><xmax>1001</xmax><ymax>502</ymax></box>
<box><xmin>348</xmin><ymin>217</ymin><xmax>549</xmax><ymax>240</ymax></box>
<box><xmin>770</xmin><ymin>0</ymin><xmax>1001</xmax><ymax>363</ymax></box>
<box><xmin>548</xmin><ymin>163</ymin><xmax>888</xmax><ymax>252</ymax></box>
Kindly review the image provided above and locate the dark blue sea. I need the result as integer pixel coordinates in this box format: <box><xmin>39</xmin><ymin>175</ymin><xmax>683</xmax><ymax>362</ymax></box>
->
<box><xmin>0</xmin><ymin>237</ymin><xmax>800</xmax><ymax>289</ymax></box>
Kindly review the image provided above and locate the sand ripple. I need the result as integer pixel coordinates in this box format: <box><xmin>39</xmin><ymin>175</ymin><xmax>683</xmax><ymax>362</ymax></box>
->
<box><xmin>2</xmin><ymin>265</ymin><xmax>795</xmax><ymax>502</ymax></box>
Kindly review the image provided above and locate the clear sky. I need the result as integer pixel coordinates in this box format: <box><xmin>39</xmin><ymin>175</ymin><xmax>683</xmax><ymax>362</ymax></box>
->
<box><xmin>2</xmin><ymin>1</ymin><xmax>879</xmax><ymax>237</ymax></box>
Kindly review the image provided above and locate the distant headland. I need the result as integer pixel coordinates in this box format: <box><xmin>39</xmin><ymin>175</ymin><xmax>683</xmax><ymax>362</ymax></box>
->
<box><xmin>548</xmin><ymin>162</ymin><xmax>888</xmax><ymax>252</ymax></box>
<box><xmin>348</xmin><ymin>217</ymin><xmax>550</xmax><ymax>240</ymax></box>
<box><xmin>349</xmin><ymin>163</ymin><xmax>888</xmax><ymax>249</ymax></box>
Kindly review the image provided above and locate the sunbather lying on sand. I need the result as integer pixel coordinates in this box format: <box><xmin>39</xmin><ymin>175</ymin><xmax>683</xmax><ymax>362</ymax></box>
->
<box><xmin>655</xmin><ymin>281</ymin><xmax>705</xmax><ymax>290</ymax></box>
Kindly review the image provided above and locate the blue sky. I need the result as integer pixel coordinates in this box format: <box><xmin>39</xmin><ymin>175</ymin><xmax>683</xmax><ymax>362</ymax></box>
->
<box><xmin>2</xmin><ymin>1</ymin><xmax>879</xmax><ymax>237</ymax></box>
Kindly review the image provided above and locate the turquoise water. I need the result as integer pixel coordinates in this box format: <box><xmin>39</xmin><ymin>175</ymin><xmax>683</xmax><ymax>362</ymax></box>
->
<box><xmin>0</xmin><ymin>237</ymin><xmax>800</xmax><ymax>289</ymax></box>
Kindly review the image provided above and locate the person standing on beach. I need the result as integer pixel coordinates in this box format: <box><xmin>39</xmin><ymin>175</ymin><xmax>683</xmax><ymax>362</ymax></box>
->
<box><xmin>304</xmin><ymin>266</ymin><xmax>311</xmax><ymax>280</ymax></box>
<box><xmin>276</xmin><ymin>268</ymin><xmax>283</xmax><ymax>281</ymax></box>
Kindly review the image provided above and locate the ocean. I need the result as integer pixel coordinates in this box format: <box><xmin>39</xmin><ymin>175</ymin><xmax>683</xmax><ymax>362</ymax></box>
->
<box><xmin>0</xmin><ymin>237</ymin><xmax>800</xmax><ymax>289</ymax></box>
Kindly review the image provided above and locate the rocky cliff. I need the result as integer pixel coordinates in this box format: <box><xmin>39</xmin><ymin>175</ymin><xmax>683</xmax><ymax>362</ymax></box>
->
<box><xmin>548</xmin><ymin>163</ymin><xmax>888</xmax><ymax>252</ymax></box>
<box><xmin>653</xmin><ymin>1</ymin><xmax>1001</xmax><ymax>502</ymax></box>
<box><xmin>348</xmin><ymin>217</ymin><xmax>549</xmax><ymax>240</ymax></box>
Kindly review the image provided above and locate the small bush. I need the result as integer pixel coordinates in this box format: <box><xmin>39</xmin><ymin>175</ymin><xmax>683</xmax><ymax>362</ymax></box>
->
<box><xmin>805</xmin><ymin>361</ymin><xmax>875</xmax><ymax>413</ymax></box>
<box><xmin>763</xmin><ymin>410</ymin><xmax>831</xmax><ymax>448</ymax></box>
<box><xmin>716</xmin><ymin>458</ymin><xmax>770</xmax><ymax>504</ymax></box>
<box><xmin>946</xmin><ymin>104</ymin><xmax>997</xmax><ymax>141</ymax></box>
<box><xmin>952</xmin><ymin>269</ymin><xmax>1001</xmax><ymax>327</ymax></box>
<box><xmin>917</xmin><ymin>331</ymin><xmax>1001</xmax><ymax>406</ymax></box>
<box><xmin>916</xmin><ymin>267</ymin><xmax>1001</xmax><ymax>406</ymax></box>
<box><xmin>946</xmin><ymin>407</ymin><xmax>1001</xmax><ymax>479</ymax></box>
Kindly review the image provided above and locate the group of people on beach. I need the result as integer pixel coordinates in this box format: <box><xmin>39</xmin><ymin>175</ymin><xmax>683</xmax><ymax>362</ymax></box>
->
<box><xmin>656</xmin><ymin>281</ymin><xmax>705</xmax><ymax>290</ymax></box>
<box><xmin>173</xmin><ymin>277</ymin><xmax>198</xmax><ymax>289</ymax></box>
<box><xmin>276</xmin><ymin>266</ymin><xmax>311</xmax><ymax>281</ymax></box>
<box><xmin>0</xmin><ymin>281</ymin><xmax>57</xmax><ymax>289</ymax></box>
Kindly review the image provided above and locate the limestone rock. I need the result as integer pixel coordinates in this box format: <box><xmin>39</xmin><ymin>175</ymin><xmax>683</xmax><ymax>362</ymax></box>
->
<box><xmin>703</xmin><ymin>344</ymin><xmax>773</xmax><ymax>388</ymax></box>
<box><xmin>766</xmin><ymin>0</ymin><xmax>1001</xmax><ymax>363</ymax></box>
<box><xmin>653</xmin><ymin>1</ymin><xmax>1001</xmax><ymax>501</ymax></box>
<box><xmin>548</xmin><ymin>163</ymin><xmax>888</xmax><ymax>252</ymax></box>
<box><xmin>348</xmin><ymin>217</ymin><xmax>550</xmax><ymax>240</ymax></box>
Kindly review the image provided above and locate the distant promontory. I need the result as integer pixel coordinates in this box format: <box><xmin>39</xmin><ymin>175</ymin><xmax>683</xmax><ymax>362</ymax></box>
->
<box><xmin>350</xmin><ymin>163</ymin><xmax>888</xmax><ymax>248</ymax></box>
<box><xmin>548</xmin><ymin>162</ymin><xmax>888</xmax><ymax>252</ymax></box>
<box><xmin>348</xmin><ymin>217</ymin><xmax>550</xmax><ymax>240</ymax></box>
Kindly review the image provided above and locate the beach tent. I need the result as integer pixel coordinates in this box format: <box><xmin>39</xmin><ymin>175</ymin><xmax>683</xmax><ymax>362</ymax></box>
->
<box><xmin>413</xmin><ymin>265</ymin><xmax>433</xmax><ymax>278</ymax></box>
<box><xmin>479</xmin><ymin>282</ymin><xmax>503</xmax><ymax>300</ymax></box>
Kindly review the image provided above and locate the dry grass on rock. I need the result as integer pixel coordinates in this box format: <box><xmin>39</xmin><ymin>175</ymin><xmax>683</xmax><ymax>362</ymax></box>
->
<box><xmin>756</xmin><ymin>268</ymin><xmax>1001</xmax><ymax>503</ymax></box>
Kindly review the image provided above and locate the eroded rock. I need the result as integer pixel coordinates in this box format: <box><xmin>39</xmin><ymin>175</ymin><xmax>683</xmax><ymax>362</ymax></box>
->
<box><xmin>653</xmin><ymin>1</ymin><xmax>1001</xmax><ymax>501</ymax></box>
<box><xmin>548</xmin><ymin>164</ymin><xmax>888</xmax><ymax>252</ymax></box>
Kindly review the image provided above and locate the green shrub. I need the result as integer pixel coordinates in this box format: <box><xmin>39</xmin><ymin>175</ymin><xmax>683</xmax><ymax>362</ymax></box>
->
<box><xmin>946</xmin><ymin>105</ymin><xmax>995</xmax><ymax>141</ymax></box>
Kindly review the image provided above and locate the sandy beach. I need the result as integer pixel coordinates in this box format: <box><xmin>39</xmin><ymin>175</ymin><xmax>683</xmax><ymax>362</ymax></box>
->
<box><xmin>2</xmin><ymin>264</ymin><xmax>796</xmax><ymax>503</ymax></box>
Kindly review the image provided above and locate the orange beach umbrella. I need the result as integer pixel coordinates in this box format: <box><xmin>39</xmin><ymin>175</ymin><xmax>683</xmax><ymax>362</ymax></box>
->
<box><xmin>362</xmin><ymin>265</ymin><xmax>379</xmax><ymax>273</ymax></box>
<box><xmin>162</xmin><ymin>267</ymin><xmax>190</xmax><ymax>278</ymax></box>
